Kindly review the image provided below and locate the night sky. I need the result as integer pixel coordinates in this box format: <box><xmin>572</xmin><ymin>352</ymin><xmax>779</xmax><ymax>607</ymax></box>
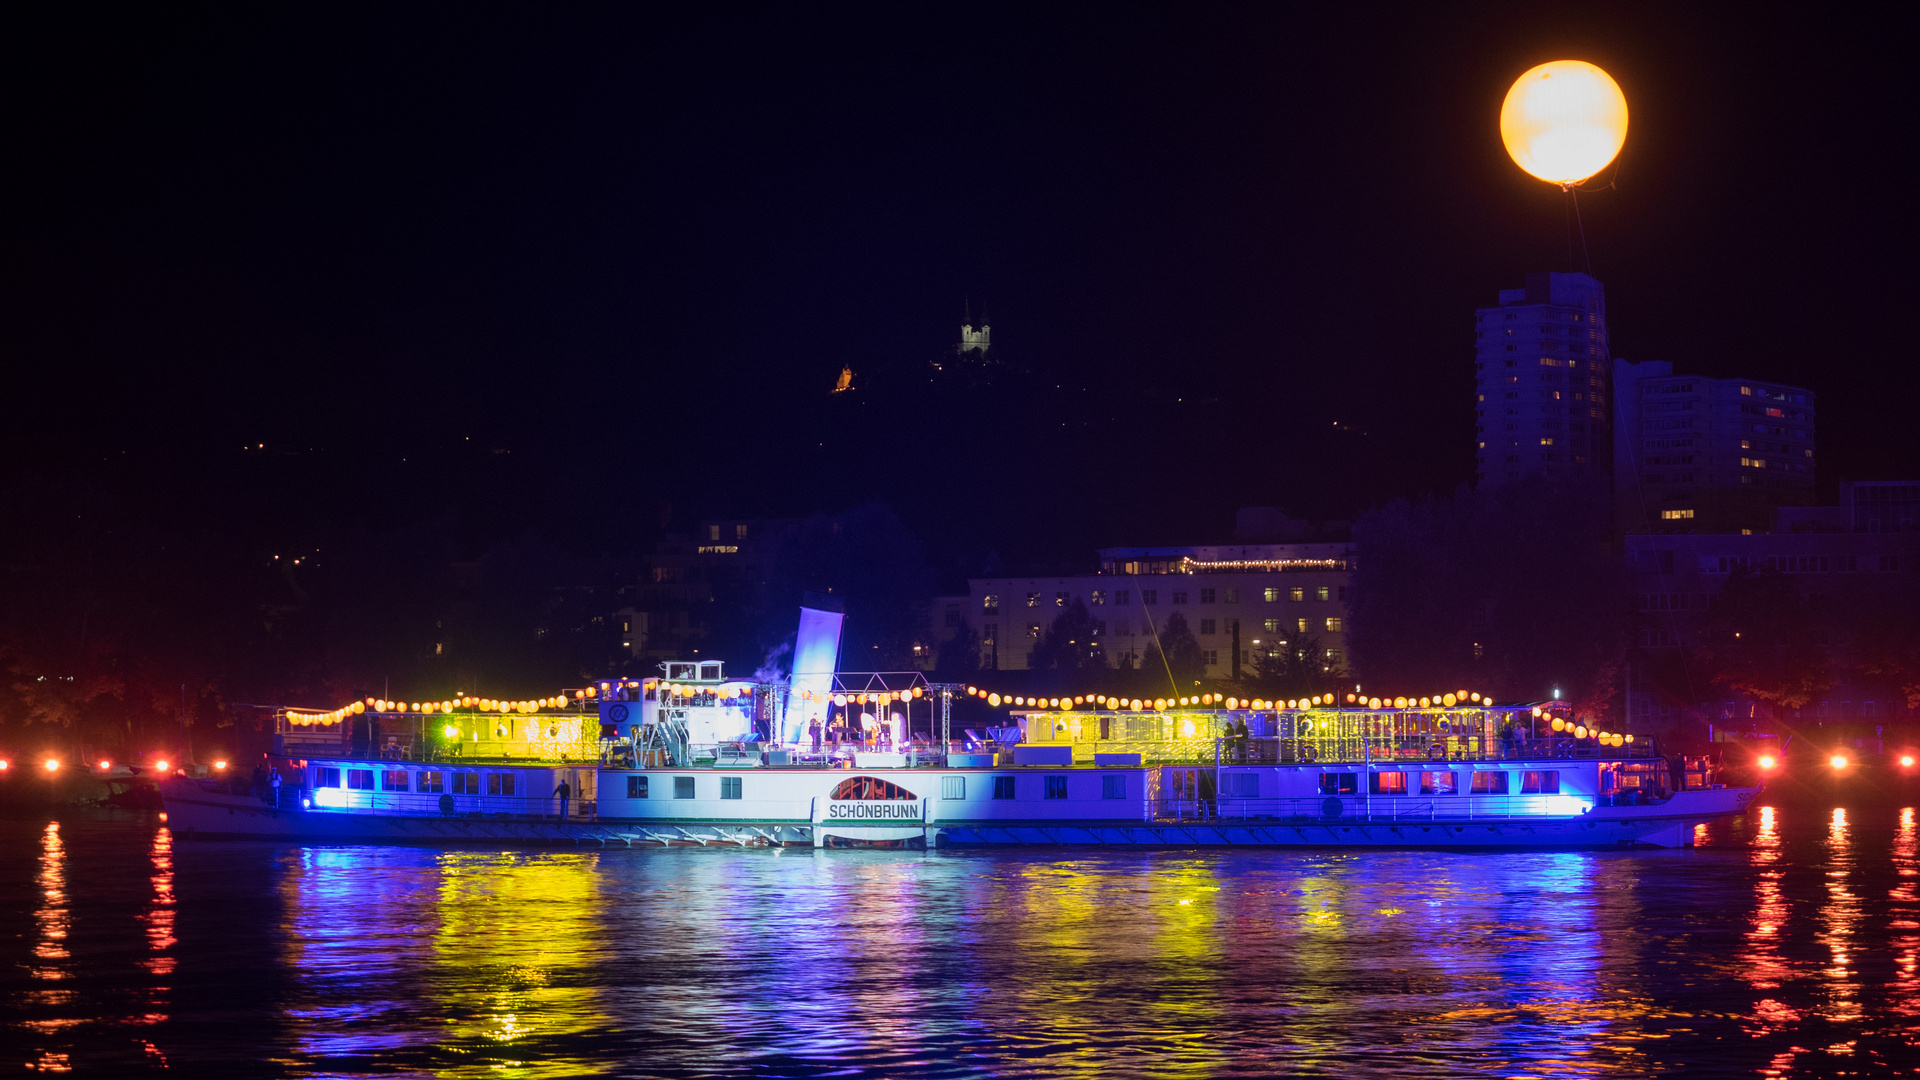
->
<box><xmin>5</xmin><ymin>3</ymin><xmax>1915</xmax><ymax>581</ymax></box>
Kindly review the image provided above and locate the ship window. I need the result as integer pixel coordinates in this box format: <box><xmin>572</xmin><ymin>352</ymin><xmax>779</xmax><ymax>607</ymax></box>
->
<box><xmin>941</xmin><ymin>776</ymin><xmax>965</xmax><ymax>800</ymax></box>
<box><xmin>347</xmin><ymin>769</ymin><xmax>373</xmax><ymax>791</ymax></box>
<box><xmin>992</xmin><ymin>776</ymin><xmax>1016</xmax><ymax>800</ymax></box>
<box><xmin>721</xmin><ymin>776</ymin><xmax>742</xmax><ymax>800</ymax></box>
<box><xmin>1102</xmin><ymin>775</ymin><xmax>1127</xmax><ymax>799</ymax></box>
<box><xmin>1420</xmin><ymin>771</ymin><xmax>1456</xmax><ymax>795</ymax></box>
<box><xmin>829</xmin><ymin>776</ymin><xmax>919</xmax><ymax>800</ymax></box>
<box><xmin>674</xmin><ymin>777</ymin><xmax>695</xmax><ymax>800</ymax></box>
<box><xmin>1224</xmin><ymin>773</ymin><xmax>1256</xmax><ymax>798</ymax></box>
<box><xmin>381</xmin><ymin>771</ymin><xmax>410</xmax><ymax>791</ymax></box>
<box><xmin>417</xmin><ymin>771</ymin><xmax>443</xmax><ymax>793</ymax></box>
<box><xmin>313</xmin><ymin>767</ymin><xmax>341</xmax><ymax>788</ymax></box>
<box><xmin>1520</xmin><ymin>771</ymin><xmax>1560</xmax><ymax>794</ymax></box>
<box><xmin>1471</xmin><ymin>771</ymin><xmax>1509</xmax><ymax>794</ymax></box>
<box><xmin>454</xmin><ymin>772</ymin><xmax>481</xmax><ymax>795</ymax></box>
<box><xmin>628</xmin><ymin>775</ymin><xmax>648</xmax><ymax>799</ymax></box>
<box><xmin>1045</xmin><ymin>775</ymin><xmax>1068</xmax><ymax>799</ymax></box>
<box><xmin>488</xmin><ymin>773</ymin><xmax>517</xmax><ymax>796</ymax></box>
<box><xmin>1370</xmin><ymin>771</ymin><xmax>1408</xmax><ymax>795</ymax></box>
<box><xmin>1318</xmin><ymin>773</ymin><xmax>1357</xmax><ymax>795</ymax></box>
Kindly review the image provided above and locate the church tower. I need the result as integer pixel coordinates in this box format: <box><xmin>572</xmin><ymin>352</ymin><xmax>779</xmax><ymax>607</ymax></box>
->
<box><xmin>956</xmin><ymin>303</ymin><xmax>991</xmax><ymax>361</ymax></box>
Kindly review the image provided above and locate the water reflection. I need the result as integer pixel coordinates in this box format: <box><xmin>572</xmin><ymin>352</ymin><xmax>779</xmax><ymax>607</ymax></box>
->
<box><xmin>278</xmin><ymin>849</ymin><xmax>611</xmax><ymax>1077</ymax></box>
<box><xmin>1745</xmin><ymin>806</ymin><xmax>1792</xmax><ymax>997</ymax></box>
<box><xmin>1818</xmin><ymin>808</ymin><xmax>1863</xmax><ymax>1026</ymax></box>
<box><xmin>26</xmin><ymin>822</ymin><xmax>72</xmax><ymax>1074</ymax></box>
<box><xmin>1892</xmin><ymin>808</ymin><xmax>1918</xmax><ymax>1016</ymax></box>
<box><xmin>18</xmin><ymin>807</ymin><xmax>1920</xmax><ymax>1076</ymax></box>
<box><xmin>140</xmin><ymin>827</ymin><xmax>176</xmax><ymax>976</ymax></box>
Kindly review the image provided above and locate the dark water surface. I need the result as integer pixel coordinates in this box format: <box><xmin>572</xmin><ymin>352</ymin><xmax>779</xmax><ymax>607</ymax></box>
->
<box><xmin>4</xmin><ymin>805</ymin><xmax>1919</xmax><ymax>1077</ymax></box>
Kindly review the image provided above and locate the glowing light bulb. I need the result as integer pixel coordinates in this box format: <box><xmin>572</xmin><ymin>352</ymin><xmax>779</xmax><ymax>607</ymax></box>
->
<box><xmin>1758</xmin><ymin>756</ymin><xmax>1776</xmax><ymax>769</ymax></box>
<box><xmin>1903</xmin><ymin>755</ymin><xmax>1916</xmax><ymax>767</ymax></box>
<box><xmin>1831</xmin><ymin>755</ymin><xmax>1848</xmax><ymax>769</ymax></box>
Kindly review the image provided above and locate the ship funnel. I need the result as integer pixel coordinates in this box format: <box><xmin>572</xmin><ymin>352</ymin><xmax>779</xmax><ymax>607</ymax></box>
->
<box><xmin>786</xmin><ymin>592</ymin><xmax>844</xmax><ymax>745</ymax></box>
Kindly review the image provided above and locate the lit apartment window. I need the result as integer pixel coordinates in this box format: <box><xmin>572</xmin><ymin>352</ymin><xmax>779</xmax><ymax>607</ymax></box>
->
<box><xmin>735</xmin><ymin>524</ymin><xmax>748</xmax><ymax>540</ymax></box>
<box><xmin>1316</xmin><ymin>586</ymin><xmax>1329</xmax><ymax>601</ymax></box>
<box><xmin>1090</xmin><ymin>590</ymin><xmax>1106</xmax><ymax>605</ymax></box>
<box><xmin>1027</xmin><ymin>624</ymin><xmax>1041</xmax><ymax>639</ymax></box>
<box><xmin>1056</xmin><ymin>592</ymin><xmax>1068</xmax><ymax>607</ymax></box>
<box><xmin>1660</xmin><ymin>509</ymin><xmax>1694</xmax><ymax>520</ymax></box>
<box><xmin>1026</xmin><ymin>593</ymin><xmax>1040</xmax><ymax>607</ymax></box>
<box><xmin>1290</xmin><ymin>587</ymin><xmax>1304</xmax><ymax>602</ymax></box>
<box><xmin>1264</xmin><ymin>588</ymin><xmax>1281</xmax><ymax>602</ymax></box>
<box><xmin>707</xmin><ymin>525</ymin><xmax>721</xmax><ymax>541</ymax></box>
<box><xmin>1264</xmin><ymin>619</ymin><xmax>1281</xmax><ymax>632</ymax></box>
<box><xmin>1296</xmin><ymin>618</ymin><xmax>1309</xmax><ymax>634</ymax></box>
<box><xmin>1325</xmin><ymin>617</ymin><xmax>1343</xmax><ymax>633</ymax></box>
<box><xmin>983</xmin><ymin>595</ymin><xmax>999</xmax><ymax>613</ymax></box>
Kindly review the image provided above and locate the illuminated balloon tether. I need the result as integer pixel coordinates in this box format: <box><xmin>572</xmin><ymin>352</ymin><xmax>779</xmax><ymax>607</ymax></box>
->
<box><xmin>1501</xmin><ymin>60</ymin><xmax>1627</xmax><ymax>274</ymax></box>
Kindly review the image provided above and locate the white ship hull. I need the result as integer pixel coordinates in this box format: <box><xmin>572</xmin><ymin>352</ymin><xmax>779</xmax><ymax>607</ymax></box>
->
<box><xmin>162</xmin><ymin>760</ymin><xmax>1758</xmax><ymax>850</ymax></box>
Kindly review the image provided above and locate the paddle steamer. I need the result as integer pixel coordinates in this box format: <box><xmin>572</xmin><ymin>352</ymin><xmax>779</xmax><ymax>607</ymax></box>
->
<box><xmin>161</xmin><ymin>662</ymin><xmax>1754</xmax><ymax>848</ymax></box>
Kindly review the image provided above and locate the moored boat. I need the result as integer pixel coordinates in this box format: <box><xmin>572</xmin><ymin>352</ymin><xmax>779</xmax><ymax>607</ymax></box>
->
<box><xmin>160</xmin><ymin>664</ymin><xmax>1757</xmax><ymax>849</ymax></box>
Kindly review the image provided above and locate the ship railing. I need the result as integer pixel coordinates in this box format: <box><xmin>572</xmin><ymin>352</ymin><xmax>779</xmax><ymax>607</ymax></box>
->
<box><xmin>301</xmin><ymin>788</ymin><xmax>597</xmax><ymax>820</ymax></box>
<box><xmin>1205</xmin><ymin>793</ymin><xmax>1600</xmax><ymax>823</ymax></box>
<box><xmin>1216</xmin><ymin>736</ymin><xmax>1660</xmax><ymax>766</ymax></box>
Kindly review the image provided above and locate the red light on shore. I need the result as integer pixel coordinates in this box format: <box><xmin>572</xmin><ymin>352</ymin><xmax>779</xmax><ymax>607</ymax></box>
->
<box><xmin>155</xmin><ymin>759</ymin><xmax>170</xmax><ymax>772</ymax></box>
<box><xmin>1831</xmin><ymin>755</ymin><xmax>1848</xmax><ymax>770</ymax></box>
<box><xmin>1903</xmin><ymin>755</ymin><xmax>1916</xmax><ymax>768</ymax></box>
<box><xmin>214</xmin><ymin>760</ymin><xmax>228</xmax><ymax>770</ymax></box>
<box><xmin>44</xmin><ymin>759</ymin><xmax>59</xmax><ymax>772</ymax></box>
<box><xmin>0</xmin><ymin>759</ymin><xmax>10</xmax><ymax>770</ymax></box>
<box><xmin>1757</xmin><ymin>756</ymin><xmax>1776</xmax><ymax>770</ymax></box>
<box><xmin>99</xmin><ymin>759</ymin><xmax>112</xmax><ymax>770</ymax></box>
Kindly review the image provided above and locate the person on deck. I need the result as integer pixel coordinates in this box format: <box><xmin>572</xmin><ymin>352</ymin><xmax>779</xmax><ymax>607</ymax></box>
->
<box><xmin>553</xmin><ymin>779</ymin><xmax>571</xmax><ymax>821</ymax></box>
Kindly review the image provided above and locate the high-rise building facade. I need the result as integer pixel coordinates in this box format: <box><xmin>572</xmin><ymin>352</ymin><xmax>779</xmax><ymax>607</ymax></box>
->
<box><xmin>1474</xmin><ymin>272</ymin><xmax>1612</xmax><ymax>486</ymax></box>
<box><xmin>1613</xmin><ymin>360</ymin><xmax>1816</xmax><ymax>535</ymax></box>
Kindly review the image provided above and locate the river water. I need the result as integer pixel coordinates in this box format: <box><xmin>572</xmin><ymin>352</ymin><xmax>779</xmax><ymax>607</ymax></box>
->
<box><xmin>2</xmin><ymin>803</ymin><xmax>1916</xmax><ymax>1077</ymax></box>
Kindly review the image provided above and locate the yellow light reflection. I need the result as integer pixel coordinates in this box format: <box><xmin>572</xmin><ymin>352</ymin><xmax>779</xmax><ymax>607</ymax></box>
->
<box><xmin>139</xmin><ymin>825</ymin><xmax>177</xmax><ymax>977</ymax></box>
<box><xmin>33</xmin><ymin>822</ymin><xmax>69</xmax><ymax>975</ymax></box>
<box><xmin>279</xmin><ymin>849</ymin><xmax>611</xmax><ymax>1077</ymax></box>
<box><xmin>1891</xmin><ymin>808</ymin><xmax>1919</xmax><ymax>1012</ymax></box>
<box><xmin>1743</xmin><ymin>806</ymin><xmax>1790</xmax><ymax>996</ymax></box>
<box><xmin>1817</xmin><ymin>807</ymin><xmax>1863</xmax><ymax>1026</ymax></box>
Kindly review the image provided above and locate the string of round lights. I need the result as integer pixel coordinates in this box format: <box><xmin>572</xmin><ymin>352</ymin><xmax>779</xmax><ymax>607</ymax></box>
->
<box><xmin>957</xmin><ymin>687</ymin><xmax>1521</xmax><ymax>713</ymax></box>
<box><xmin>286</xmin><ymin>688</ymin><xmax>599</xmax><ymax>727</ymax></box>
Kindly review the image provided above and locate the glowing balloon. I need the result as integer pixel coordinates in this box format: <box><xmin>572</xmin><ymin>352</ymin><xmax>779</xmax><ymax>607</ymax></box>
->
<box><xmin>1500</xmin><ymin>60</ymin><xmax>1628</xmax><ymax>186</ymax></box>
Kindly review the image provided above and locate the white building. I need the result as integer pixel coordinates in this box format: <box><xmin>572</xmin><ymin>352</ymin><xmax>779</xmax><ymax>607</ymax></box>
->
<box><xmin>929</xmin><ymin>533</ymin><xmax>1355</xmax><ymax>677</ymax></box>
